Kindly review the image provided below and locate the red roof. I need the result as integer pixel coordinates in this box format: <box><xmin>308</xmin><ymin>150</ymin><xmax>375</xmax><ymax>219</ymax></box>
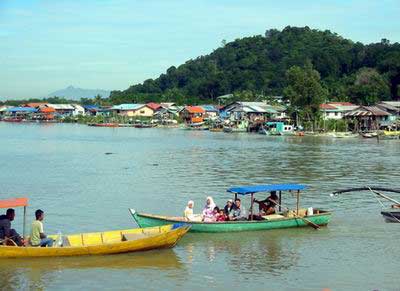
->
<box><xmin>185</xmin><ymin>106</ymin><xmax>205</xmax><ymax>114</ymax></box>
<box><xmin>320</xmin><ymin>104</ymin><xmax>337</xmax><ymax>110</ymax></box>
<box><xmin>328</xmin><ymin>102</ymin><xmax>355</xmax><ymax>106</ymax></box>
<box><xmin>24</xmin><ymin>103</ymin><xmax>47</xmax><ymax>108</ymax></box>
<box><xmin>146</xmin><ymin>102</ymin><xmax>161</xmax><ymax>111</ymax></box>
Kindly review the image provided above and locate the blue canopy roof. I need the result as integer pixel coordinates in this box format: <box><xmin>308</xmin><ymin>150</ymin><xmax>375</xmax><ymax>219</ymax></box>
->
<box><xmin>227</xmin><ymin>184</ymin><xmax>307</xmax><ymax>195</ymax></box>
<box><xmin>6</xmin><ymin>107</ymin><xmax>38</xmax><ymax>113</ymax></box>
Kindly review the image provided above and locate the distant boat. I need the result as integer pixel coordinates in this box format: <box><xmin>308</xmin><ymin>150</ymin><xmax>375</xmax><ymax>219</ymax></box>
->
<box><xmin>259</xmin><ymin>122</ymin><xmax>295</xmax><ymax>136</ymax></box>
<box><xmin>328</xmin><ymin>132</ymin><xmax>359</xmax><ymax>138</ymax></box>
<box><xmin>333</xmin><ymin>187</ymin><xmax>400</xmax><ymax>223</ymax></box>
<box><xmin>87</xmin><ymin>123</ymin><xmax>119</xmax><ymax>127</ymax></box>
<box><xmin>2</xmin><ymin>118</ymin><xmax>23</xmax><ymax>122</ymax></box>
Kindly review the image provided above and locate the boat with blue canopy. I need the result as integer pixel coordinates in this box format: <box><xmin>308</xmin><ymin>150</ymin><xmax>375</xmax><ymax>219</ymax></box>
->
<box><xmin>130</xmin><ymin>184</ymin><xmax>332</xmax><ymax>233</ymax></box>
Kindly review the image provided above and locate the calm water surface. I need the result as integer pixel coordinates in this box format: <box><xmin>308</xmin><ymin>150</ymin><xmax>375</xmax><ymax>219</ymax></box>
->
<box><xmin>0</xmin><ymin>123</ymin><xmax>399</xmax><ymax>290</ymax></box>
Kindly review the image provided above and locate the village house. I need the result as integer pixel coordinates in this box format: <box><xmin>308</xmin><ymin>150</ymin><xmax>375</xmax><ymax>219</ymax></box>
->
<box><xmin>72</xmin><ymin>104</ymin><xmax>85</xmax><ymax>116</ymax></box>
<box><xmin>146</xmin><ymin>102</ymin><xmax>162</xmax><ymax>112</ymax></box>
<box><xmin>200</xmin><ymin>105</ymin><xmax>219</xmax><ymax>119</ymax></box>
<box><xmin>111</xmin><ymin>104</ymin><xmax>155</xmax><ymax>117</ymax></box>
<box><xmin>46</xmin><ymin>104</ymin><xmax>76</xmax><ymax>116</ymax></box>
<box><xmin>377</xmin><ymin>101</ymin><xmax>400</xmax><ymax>123</ymax></box>
<box><xmin>222</xmin><ymin>101</ymin><xmax>276</xmax><ymax>122</ymax></box>
<box><xmin>180</xmin><ymin>106</ymin><xmax>205</xmax><ymax>124</ymax></box>
<box><xmin>320</xmin><ymin>102</ymin><xmax>358</xmax><ymax>120</ymax></box>
<box><xmin>344</xmin><ymin>105</ymin><xmax>391</xmax><ymax>131</ymax></box>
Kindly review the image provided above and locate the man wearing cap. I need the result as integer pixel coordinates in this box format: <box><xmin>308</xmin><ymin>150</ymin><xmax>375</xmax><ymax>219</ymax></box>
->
<box><xmin>224</xmin><ymin>199</ymin><xmax>237</xmax><ymax>217</ymax></box>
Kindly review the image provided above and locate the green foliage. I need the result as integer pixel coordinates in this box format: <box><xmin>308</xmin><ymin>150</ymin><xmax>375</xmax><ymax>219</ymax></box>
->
<box><xmin>108</xmin><ymin>26</ymin><xmax>400</xmax><ymax>105</ymax></box>
<box><xmin>319</xmin><ymin>119</ymin><xmax>348</xmax><ymax>132</ymax></box>
<box><xmin>284</xmin><ymin>62</ymin><xmax>328</xmax><ymax>122</ymax></box>
<box><xmin>347</xmin><ymin>68</ymin><xmax>391</xmax><ymax>105</ymax></box>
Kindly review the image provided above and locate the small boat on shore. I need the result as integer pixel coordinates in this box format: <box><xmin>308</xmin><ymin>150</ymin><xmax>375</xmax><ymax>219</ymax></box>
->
<box><xmin>328</xmin><ymin>132</ymin><xmax>359</xmax><ymax>138</ymax></box>
<box><xmin>0</xmin><ymin>198</ymin><xmax>190</xmax><ymax>258</ymax></box>
<box><xmin>87</xmin><ymin>123</ymin><xmax>119</xmax><ymax>127</ymax></box>
<box><xmin>131</xmin><ymin>184</ymin><xmax>331</xmax><ymax>233</ymax></box>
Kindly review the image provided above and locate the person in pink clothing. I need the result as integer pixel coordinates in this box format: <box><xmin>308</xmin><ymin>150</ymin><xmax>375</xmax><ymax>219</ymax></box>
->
<box><xmin>202</xmin><ymin>196</ymin><xmax>216</xmax><ymax>222</ymax></box>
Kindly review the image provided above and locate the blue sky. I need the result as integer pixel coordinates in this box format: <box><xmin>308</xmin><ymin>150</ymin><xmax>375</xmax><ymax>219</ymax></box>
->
<box><xmin>1</xmin><ymin>0</ymin><xmax>399</xmax><ymax>99</ymax></box>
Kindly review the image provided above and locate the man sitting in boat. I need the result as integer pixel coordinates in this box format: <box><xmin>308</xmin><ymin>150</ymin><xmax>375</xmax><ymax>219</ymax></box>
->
<box><xmin>229</xmin><ymin>199</ymin><xmax>247</xmax><ymax>221</ymax></box>
<box><xmin>223</xmin><ymin>199</ymin><xmax>237</xmax><ymax>217</ymax></box>
<box><xmin>254</xmin><ymin>191</ymin><xmax>278</xmax><ymax>215</ymax></box>
<box><xmin>0</xmin><ymin>208</ymin><xmax>23</xmax><ymax>246</ymax></box>
<box><xmin>30</xmin><ymin>209</ymin><xmax>54</xmax><ymax>247</ymax></box>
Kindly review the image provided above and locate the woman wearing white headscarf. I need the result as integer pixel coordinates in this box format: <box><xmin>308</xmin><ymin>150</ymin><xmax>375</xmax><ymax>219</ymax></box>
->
<box><xmin>202</xmin><ymin>196</ymin><xmax>216</xmax><ymax>222</ymax></box>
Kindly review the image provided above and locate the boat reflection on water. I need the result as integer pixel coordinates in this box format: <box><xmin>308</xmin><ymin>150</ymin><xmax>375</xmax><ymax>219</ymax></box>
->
<box><xmin>0</xmin><ymin>249</ymin><xmax>183</xmax><ymax>289</ymax></box>
<box><xmin>181</xmin><ymin>228</ymin><xmax>317</xmax><ymax>276</ymax></box>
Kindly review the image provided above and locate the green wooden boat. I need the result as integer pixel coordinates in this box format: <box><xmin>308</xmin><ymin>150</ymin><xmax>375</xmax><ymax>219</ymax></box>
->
<box><xmin>130</xmin><ymin>184</ymin><xmax>332</xmax><ymax>233</ymax></box>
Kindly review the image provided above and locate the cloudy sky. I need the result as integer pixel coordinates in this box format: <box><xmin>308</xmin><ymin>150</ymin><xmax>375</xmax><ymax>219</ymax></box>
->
<box><xmin>1</xmin><ymin>0</ymin><xmax>399</xmax><ymax>99</ymax></box>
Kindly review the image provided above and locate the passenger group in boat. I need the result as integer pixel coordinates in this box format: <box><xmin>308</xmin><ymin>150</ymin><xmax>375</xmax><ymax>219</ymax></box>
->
<box><xmin>184</xmin><ymin>192</ymin><xmax>281</xmax><ymax>223</ymax></box>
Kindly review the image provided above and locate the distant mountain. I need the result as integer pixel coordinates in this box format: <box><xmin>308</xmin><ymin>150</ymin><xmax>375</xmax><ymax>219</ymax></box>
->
<box><xmin>48</xmin><ymin>86</ymin><xmax>110</xmax><ymax>99</ymax></box>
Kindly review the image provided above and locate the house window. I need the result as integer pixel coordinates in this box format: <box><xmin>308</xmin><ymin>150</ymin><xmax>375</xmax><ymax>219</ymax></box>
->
<box><xmin>335</xmin><ymin>112</ymin><xmax>338</xmax><ymax>116</ymax></box>
<box><xmin>140</xmin><ymin>110</ymin><xmax>145</xmax><ymax>114</ymax></box>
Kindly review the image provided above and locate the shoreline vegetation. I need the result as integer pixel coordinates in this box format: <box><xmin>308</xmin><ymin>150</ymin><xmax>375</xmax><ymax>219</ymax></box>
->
<box><xmin>1</xmin><ymin>26</ymin><xmax>399</xmax><ymax>135</ymax></box>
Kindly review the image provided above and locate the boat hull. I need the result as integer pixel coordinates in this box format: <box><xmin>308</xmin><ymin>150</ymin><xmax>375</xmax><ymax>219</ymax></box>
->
<box><xmin>0</xmin><ymin>224</ymin><xmax>190</xmax><ymax>258</ymax></box>
<box><xmin>130</xmin><ymin>210</ymin><xmax>331</xmax><ymax>233</ymax></box>
<box><xmin>381</xmin><ymin>210</ymin><xmax>400</xmax><ymax>223</ymax></box>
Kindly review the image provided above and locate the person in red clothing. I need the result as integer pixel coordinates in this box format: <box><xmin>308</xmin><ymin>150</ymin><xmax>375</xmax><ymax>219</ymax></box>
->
<box><xmin>215</xmin><ymin>207</ymin><xmax>227</xmax><ymax>222</ymax></box>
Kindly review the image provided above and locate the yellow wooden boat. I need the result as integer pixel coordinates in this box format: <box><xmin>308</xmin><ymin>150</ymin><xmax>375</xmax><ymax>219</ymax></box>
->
<box><xmin>0</xmin><ymin>198</ymin><xmax>190</xmax><ymax>258</ymax></box>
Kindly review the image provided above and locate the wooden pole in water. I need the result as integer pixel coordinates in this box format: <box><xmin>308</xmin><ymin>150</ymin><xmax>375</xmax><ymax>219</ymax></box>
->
<box><xmin>279</xmin><ymin>191</ymin><xmax>282</xmax><ymax>212</ymax></box>
<box><xmin>250</xmin><ymin>193</ymin><xmax>254</xmax><ymax>220</ymax></box>
<box><xmin>23</xmin><ymin>206</ymin><xmax>27</xmax><ymax>239</ymax></box>
<box><xmin>296</xmin><ymin>190</ymin><xmax>300</xmax><ymax>216</ymax></box>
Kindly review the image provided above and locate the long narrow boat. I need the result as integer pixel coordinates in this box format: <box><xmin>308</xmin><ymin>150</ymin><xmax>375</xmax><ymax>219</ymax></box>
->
<box><xmin>333</xmin><ymin>186</ymin><xmax>400</xmax><ymax>223</ymax></box>
<box><xmin>0</xmin><ymin>198</ymin><xmax>190</xmax><ymax>258</ymax></box>
<box><xmin>131</xmin><ymin>184</ymin><xmax>332</xmax><ymax>233</ymax></box>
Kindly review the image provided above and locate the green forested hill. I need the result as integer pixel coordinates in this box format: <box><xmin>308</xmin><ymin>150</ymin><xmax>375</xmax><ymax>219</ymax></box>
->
<box><xmin>110</xmin><ymin>26</ymin><xmax>400</xmax><ymax>105</ymax></box>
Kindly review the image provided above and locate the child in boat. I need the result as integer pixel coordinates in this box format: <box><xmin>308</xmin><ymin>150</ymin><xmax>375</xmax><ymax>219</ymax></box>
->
<box><xmin>216</xmin><ymin>208</ymin><xmax>227</xmax><ymax>222</ymax></box>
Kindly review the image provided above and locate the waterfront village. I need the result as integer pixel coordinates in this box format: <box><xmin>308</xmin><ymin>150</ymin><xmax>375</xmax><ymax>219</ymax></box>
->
<box><xmin>1</xmin><ymin>96</ymin><xmax>399</xmax><ymax>138</ymax></box>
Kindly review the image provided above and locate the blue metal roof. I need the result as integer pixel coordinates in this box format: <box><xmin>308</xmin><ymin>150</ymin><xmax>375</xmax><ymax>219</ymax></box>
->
<box><xmin>227</xmin><ymin>184</ymin><xmax>307</xmax><ymax>195</ymax></box>
<box><xmin>200</xmin><ymin>105</ymin><xmax>218</xmax><ymax>112</ymax></box>
<box><xmin>6</xmin><ymin>107</ymin><xmax>38</xmax><ymax>113</ymax></box>
<box><xmin>111</xmin><ymin>104</ymin><xmax>145</xmax><ymax>110</ymax></box>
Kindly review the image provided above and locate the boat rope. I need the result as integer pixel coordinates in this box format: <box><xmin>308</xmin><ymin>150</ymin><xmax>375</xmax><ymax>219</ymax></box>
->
<box><xmin>368</xmin><ymin>186</ymin><xmax>400</xmax><ymax>223</ymax></box>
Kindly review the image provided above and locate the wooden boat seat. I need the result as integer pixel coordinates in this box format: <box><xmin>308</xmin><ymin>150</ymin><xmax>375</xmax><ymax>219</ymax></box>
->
<box><xmin>262</xmin><ymin>214</ymin><xmax>285</xmax><ymax>220</ymax></box>
<box><xmin>122</xmin><ymin>233</ymin><xmax>148</xmax><ymax>241</ymax></box>
<box><xmin>284</xmin><ymin>208</ymin><xmax>308</xmax><ymax>218</ymax></box>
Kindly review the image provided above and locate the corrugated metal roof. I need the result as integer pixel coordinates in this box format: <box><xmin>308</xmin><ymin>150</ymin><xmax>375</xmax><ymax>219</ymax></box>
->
<box><xmin>345</xmin><ymin>106</ymin><xmax>390</xmax><ymax>117</ymax></box>
<box><xmin>111</xmin><ymin>104</ymin><xmax>145</xmax><ymax>110</ymax></box>
<box><xmin>6</xmin><ymin>107</ymin><xmax>38</xmax><ymax>113</ymax></box>
<box><xmin>200</xmin><ymin>105</ymin><xmax>218</xmax><ymax>112</ymax></box>
<box><xmin>47</xmin><ymin>104</ymin><xmax>75</xmax><ymax>110</ymax></box>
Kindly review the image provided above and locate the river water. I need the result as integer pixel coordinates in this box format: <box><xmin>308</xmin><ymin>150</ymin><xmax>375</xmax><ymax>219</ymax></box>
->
<box><xmin>0</xmin><ymin>123</ymin><xmax>399</xmax><ymax>290</ymax></box>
